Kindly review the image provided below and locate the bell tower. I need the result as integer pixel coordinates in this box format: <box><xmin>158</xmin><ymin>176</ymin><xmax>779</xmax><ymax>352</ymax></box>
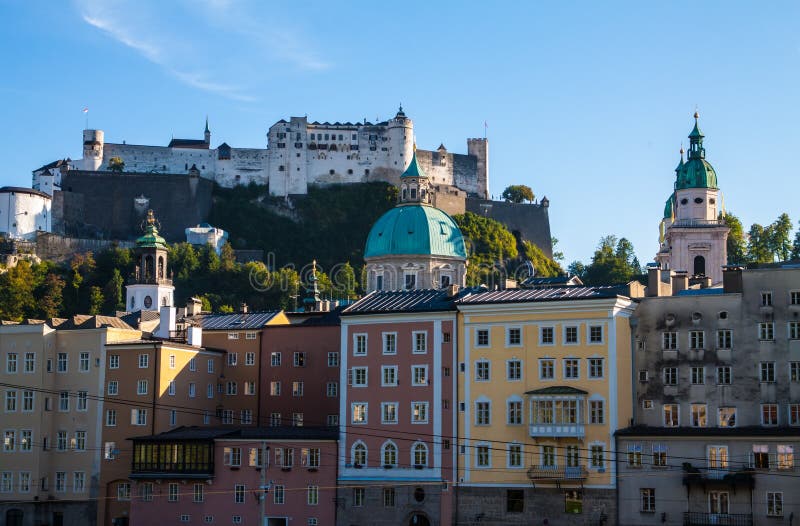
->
<box><xmin>126</xmin><ymin>209</ymin><xmax>174</xmax><ymax>311</ymax></box>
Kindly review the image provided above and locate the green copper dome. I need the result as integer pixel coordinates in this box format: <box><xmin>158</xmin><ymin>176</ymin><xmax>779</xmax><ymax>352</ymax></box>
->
<box><xmin>365</xmin><ymin>205</ymin><xmax>467</xmax><ymax>259</ymax></box>
<box><xmin>674</xmin><ymin>113</ymin><xmax>718</xmax><ymax>190</ymax></box>
<box><xmin>136</xmin><ymin>210</ymin><xmax>168</xmax><ymax>249</ymax></box>
<box><xmin>663</xmin><ymin>195</ymin><xmax>675</xmax><ymax>219</ymax></box>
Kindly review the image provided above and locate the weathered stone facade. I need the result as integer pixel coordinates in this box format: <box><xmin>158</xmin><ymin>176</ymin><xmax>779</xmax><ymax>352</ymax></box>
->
<box><xmin>0</xmin><ymin>500</ymin><xmax>97</xmax><ymax>526</ymax></box>
<box><xmin>335</xmin><ymin>483</ymin><xmax>447</xmax><ymax>526</ymax></box>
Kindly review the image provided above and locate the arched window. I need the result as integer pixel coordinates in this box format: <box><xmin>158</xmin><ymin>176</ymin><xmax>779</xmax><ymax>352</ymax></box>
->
<box><xmin>412</xmin><ymin>442</ymin><xmax>428</xmax><ymax>467</ymax></box>
<box><xmin>144</xmin><ymin>255</ymin><xmax>154</xmax><ymax>280</ymax></box>
<box><xmin>352</xmin><ymin>441</ymin><xmax>367</xmax><ymax>467</ymax></box>
<box><xmin>158</xmin><ymin>256</ymin><xmax>165</xmax><ymax>279</ymax></box>
<box><xmin>382</xmin><ymin>441</ymin><xmax>397</xmax><ymax>467</ymax></box>
<box><xmin>693</xmin><ymin>255</ymin><xmax>706</xmax><ymax>276</ymax></box>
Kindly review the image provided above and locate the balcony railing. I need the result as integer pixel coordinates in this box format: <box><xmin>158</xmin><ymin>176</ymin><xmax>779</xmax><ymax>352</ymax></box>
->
<box><xmin>683</xmin><ymin>512</ymin><xmax>753</xmax><ymax>526</ymax></box>
<box><xmin>671</xmin><ymin>219</ymin><xmax>726</xmax><ymax>228</ymax></box>
<box><xmin>529</xmin><ymin>423</ymin><xmax>585</xmax><ymax>438</ymax></box>
<box><xmin>527</xmin><ymin>466</ymin><xmax>587</xmax><ymax>482</ymax></box>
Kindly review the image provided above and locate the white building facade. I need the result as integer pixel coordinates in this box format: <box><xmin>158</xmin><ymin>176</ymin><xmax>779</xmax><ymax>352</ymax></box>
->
<box><xmin>0</xmin><ymin>187</ymin><xmax>52</xmax><ymax>240</ymax></box>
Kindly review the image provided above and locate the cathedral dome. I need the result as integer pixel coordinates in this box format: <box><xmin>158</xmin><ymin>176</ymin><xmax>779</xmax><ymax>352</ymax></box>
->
<box><xmin>676</xmin><ymin>158</ymin><xmax>718</xmax><ymax>190</ymax></box>
<box><xmin>364</xmin><ymin>205</ymin><xmax>467</xmax><ymax>259</ymax></box>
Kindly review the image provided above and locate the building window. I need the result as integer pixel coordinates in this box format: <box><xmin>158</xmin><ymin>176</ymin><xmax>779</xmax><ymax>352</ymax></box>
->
<box><xmin>270</xmin><ymin>352</ymin><xmax>281</xmax><ymax>366</ymax></box>
<box><xmin>590</xmin><ymin>444</ymin><xmax>605</xmax><ymax>469</ymax></box>
<box><xmin>590</xmin><ymin>400</ymin><xmax>605</xmax><ymax>424</ymax></box>
<box><xmin>662</xmin><ymin>332</ymin><xmax>677</xmax><ymax>350</ymax></box>
<box><xmin>5</xmin><ymin>390</ymin><xmax>17</xmax><ymax>412</ymax></box>
<box><xmin>327</xmin><ymin>352</ymin><xmax>339</xmax><ymax>366</ymax></box>
<box><xmin>507</xmin><ymin>360</ymin><xmax>522</xmax><ymax>381</ymax></box>
<box><xmin>539</xmin><ymin>359</ymin><xmax>555</xmax><ymax>379</ymax></box>
<box><xmin>383</xmin><ymin>487</ymin><xmax>396</xmax><ymax>507</ymax></box>
<box><xmin>718</xmin><ymin>407</ymin><xmax>736</xmax><ymax>427</ymax></box>
<box><xmin>507</xmin><ymin>489</ymin><xmax>524</xmax><ymax>513</ymax></box>
<box><xmin>689</xmin><ymin>331</ymin><xmax>704</xmax><ymax>350</ymax></box>
<box><xmin>24</xmin><ymin>352</ymin><xmax>35</xmax><ymax>372</ymax></box>
<box><xmin>716</xmin><ymin>366</ymin><xmax>731</xmax><ymax>385</ymax></box>
<box><xmin>663</xmin><ymin>367</ymin><xmax>678</xmax><ymax>385</ymax></box>
<box><xmin>476</xmin><ymin>400</ymin><xmax>491</xmax><ymax>425</ymax></box>
<box><xmin>132</xmin><ymin>409</ymin><xmax>147</xmax><ymax>426</ymax></box>
<box><xmin>761</xmin><ymin>291</ymin><xmax>773</xmax><ymax>306</ymax></box>
<box><xmin>690</xmin><ymin>404</ymin><xmax>707</xmax><ymax>427</ymax></box>
<box><xmin>138</xmin><ymin>354</ymin><xmax>149</xmax><ymax>368</ymax></box>
<box><xmin>760</xmin><ymin>361</ymin><xmax>776</xmax><ymax>382</ymax></box>
<box><xmin>690</xmin><ymin>366</ymin><xmax>705</xmax><ymax>384</ymax></box>
<box><xmin>270</xmin><ymin>413</ymin><xmax>281</xmax><ymax>426</ymax></box>
<box><xmin>413</xmin><ymin>442</ymin><xmax>428</xmax><ymax>466</ymax></box>
<box><xmin>777</xmin><ymin>445</ymin><xmax>794</xmax><ymax>470</ymax></box>
<box><xmin>192</xmin><ymin>483</ymin><xmax>204</xmax><ymax>502</ymax></box>
<box><xmin>293</xmin><ymin>352</ymin><xmax>306</xmax><ymax>367</ymax></box>
<box><xmin>762</xmin><ymin>404</ymin><xmax>779</xmax><ymax>426</ymax></box>
<box><xmin>508</xmin><ymin>444</ymin><xmax>523</xmax><ymax>467</ymax></box>
<box><xmin>503</xmin><ymin>399</ymin><xmax>521</xmax><ymax>424</ymax></box>
<box><xmin>564</xmin><ymin>358</ymin><xmax>579</xmax><ymax>379</ymax></box>
<box><xmin>59</xmin><ymin>391</ymin><xmax>69</xmax><ymax>411</ymax></box>
<box><xmin>350</xmin><ymin>367</ymin><xmax>368</xmax><ymax>387</ymax></box>
<box><xmin>244</xmin><ymin>381</ymin><xmax>255</xmax><ymax>395</ymax></box>
<box><xmin>652</xmin><ymin>444</ymin><xmax>668</xmax><ymax>467</ymax></box>
<box><xmin>5</xmin><ymin>353</ymin><xmax>17</xmax><ymax>373</ymax></box>
<box><xmin>354</xmin><ymin>334</ymin><xmax>367</xmax><ymax>356</ymax></box>
<box><xmin>663</xmin><ymin>404</ymin><xmax>679</xmax><ymax>426</ymax></box>
<box><xmin>476</xmin><ymin>329</ymin><xmax>489</xmax><ymax>346</ymax></box>
<box><xmin>627</xmin><ymin>444</ymin><xmax>643</xmax><ymax>468</ymax></box>
<box><xmin>413</xmin><ymin>331</ymin><xmax>427</xmax><ymax>353</ymax></box>
<box><xmin>540</xmin><ymin>326</ymin><xmax>554</xmax><ymax>345</ymax></box>
<box><xmin>759</xmin><ymin>322</ymin><xmax>775</xmax><ymax>341</ymax></box>
<box><xmin>326</xmin><ymin>382</ymin><xmax>338</xmax><ymax>397</ymax></box>
<box><xmin>589</xmin><ymin>325</ymin><xmax>603</xmax><ymax>343</ymax></box>
<box><xmin>353</xmin><ymin>487</ymin><xmax>365</xmax><ymax>506</ymax></box>
<box><xmin>508</xmin><ymin>327</ymin><xmax>522</xmax><ymax>346</ymax></box>
<box><xmin>476</xmin><ymin>444</ymin><xmax>490</xmax><ymax>467</ymax></box>
<box><xmin>411</xmin><ymin>402</ymin><xmax>428</xmax><ymax>423</ymax></box>
<box><xmin>475</xmin><ymin>361</ymin><xmax>490</xmax><ymax>381</ymax></box>
<box><xmin>382</xmin><ymin>442</ymin><xmax>398</xmax><ymax>466</ymax></box>
<box><xmin>382</xmin><ymin>402</ymin><xmax>398</xmax><ymax>424</ymax></box>
<box><xmin>189</xmin><ymin>357</ymin><xmax>196</xmax><ymax>371</ymax></box>
<box><xmin>352</xmin><ymin>403</ymin><xmax>367</xmax><ymax>424</ymax></box>
<box><xmin>79</xmin><ymin>352</ymin><xmax>90</xmax><ymax>372</ymax></box>
<box><xmin>227</xmin><ymin>353</ymin><xmax>238</xmax><ymax>366</ymax></box>
<box><xmin>352</xmin><ymin>442</ymin><xmax>367</xmax><ymax>466</ymax></box>
<box><xmin>207</xmin><ymin>359</ymin><xmax>214</xmax><ymax>373</ymax></box>
<box><xmin>292</xmin><ymin>381</ymin><xmax>304</xmax><ymax>396</ymax></box>
<box><xmin>382</xmin><ymin>366</ymin><xmax>398</xmax><ymax>386</ymax></box>
<box><xmin>717</xmin><ymin>330</ymin><xmax>732</xmax><ymax>349</ymax></box>
<box><xmin>233</xmin><ymin>484</ymin><xmax>245</xmax><ymax>504</ymax></box>
<box><xmin>767</xmin><ymin>492</ymin><xmax>784</xmax><ymax>517</ymax></box>
<box><xmin>791</xmin><ymin>321</ymin><xmax>800</xmax><ymax>340</ymax></box>
<box><xmin>137</xmin><ymin>379</ymin><xmax>148</xmax><ymax>395</ymax></box>
<box><xmin>565</xmin><ymin>326</ymin><xmax>578</xmax><ymax>344</ymax></box>
<box><xmin>640</xmin><ymin>488</ymin><xmax>655</xmax><ymax>513</ymax></box>
<box><xmin>412</xmin><ymin>365</ymin><xmax>428</xmax><ymax>385</ymax></box>
<box><xmin>273</xmin><ymin>485</ymin><xmax>285</xmax><ymax>504</ymax></box>
<box><xmin>227</xmin><ymin>332</ymin><xmax>239</xmax><ymax>340</ymax></box>
<box><xmin>588</xmin><ymin>358</ymin><xmax>604</xmax><ymax>378</ymax></box>
<box><xmin>117</xmin><ymin>482</ymin><xmax>131</xmax><ymax>501</ymax></box>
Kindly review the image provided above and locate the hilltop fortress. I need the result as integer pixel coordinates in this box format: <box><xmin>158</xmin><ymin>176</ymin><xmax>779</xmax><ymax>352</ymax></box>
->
<box><xmin>37</xmin><ymin>107</ymin><xmax>489</xmax><ymax>199</ymax></box>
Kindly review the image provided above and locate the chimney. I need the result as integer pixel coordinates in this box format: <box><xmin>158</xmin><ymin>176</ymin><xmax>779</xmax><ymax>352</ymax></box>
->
<box><xmin>672</xmin><ymin>271</ymin><xmax>689</xmax><ymax>295</ymax></box>
<box><xmin>156</xmin><ymin>306</ymin><xmax>176</xmax><ymax>339</ymax></box>
<box><xmin>187</xmin><ymin>326</ymin><xmax>203</xmax><ymax>347</ymax></box>
<box><xmin>240</xmin><ymin>302</ymin><xmax>248</xmax><ymax>314</ymax></box>
<box><xmin>702</xmin><ymin>276</ymin><xmax>712</xmax><ymax>289</ymax></box>
<box><xmin>186</xmin><ymin>297</ymin><xmax>202</xmax><ymax>317</ymax></box>
<box><xmin>722</xmin><ymin>266</ymin><xmax>743</xmax><ymax>293</ymax></box>
<box><xmin>447</xmin><ymin>284</ymin><xmax>460</xmax><ymax>298</ymax></box>
<box><xmin>647</xmin><ymin>267</ymin><xmax>660</xmax><ymax>297</ymax></box>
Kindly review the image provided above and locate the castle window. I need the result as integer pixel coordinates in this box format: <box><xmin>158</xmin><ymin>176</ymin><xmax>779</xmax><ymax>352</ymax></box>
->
<box><xmin>347</xmin><ymin>169</ymin><xmax>353</xmax><ymax>175</ymax></box>
<box><xmin>278</xmin><ymin>165</ymin><xmax>285</xmax><ymax>172</ymax></box>
<box><xmin>365</xmin><ymin>169</ymin><xmax>369</xmax><ymax>175</ymax></box>
<box><xmin>329</xmin><ymin>169</ymin><xmax>335</xmax><ymax>175</ymax></box>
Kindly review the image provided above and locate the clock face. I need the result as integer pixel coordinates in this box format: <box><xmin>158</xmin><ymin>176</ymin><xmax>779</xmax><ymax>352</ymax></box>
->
<box><xmin>144</xmin><ymin>295</ymin><xmax>153</xmax><ymax>309</ymax></box>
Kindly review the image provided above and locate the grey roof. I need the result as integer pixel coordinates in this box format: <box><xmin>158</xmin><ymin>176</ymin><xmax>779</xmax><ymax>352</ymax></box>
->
<box><xmin>0</xmin><ymin>186</ymin><xmax>52</xmax><ymax>199</ymax></box>
<box><xmin>522</xmin><ymin>275</ymin><xmax>583</xmax><ymax>287</ymax></box>
<box><xmin>343</xmin><ymin>289</ymin><xmax>466</xmax><ymax>315</ymax></box>
<box><xmin>131</xmin><ymin>426</ymin><xmax>338</xmax><ymax>441</ymax></box>
<box><xmin>168</xmin><ymin>138</ymin><xmax>208</xmax><ymax>149</ymax></box>
<box><xmin>189</xmin><ymin>311</ymin><xmax>284</xmax><ymax>330</ymax></box>
<box><xmin>457</xmin><ymin>286</ymin><xmax>626</xmax><ymax>305</ymax></box>
<box><xmin>525</xmin><ymin>386</ymin><xmax>588</xmax><ymax>396</ymax></box>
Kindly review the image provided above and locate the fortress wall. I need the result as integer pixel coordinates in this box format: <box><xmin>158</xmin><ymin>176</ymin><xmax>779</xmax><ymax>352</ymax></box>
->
<box><xmin>465</xmin><ymin>198</ymin><xmax>553</xmax><ymax>258</ymax></box>
<box><xmin>101</xmin><ymin>144</ymin><xmax>217</xmax><ymax>179</ymax></box>
<box><xmin>60</xmin><ymin>171</ymin><xmax>213</xmax><ymax>241</ymax></box>
<box><xmin>452</xmin><ymin>152</ymin><xmax>479</xmax><ymax>195</ymax></box>
<box><xmin>35</xmin><ymin>232</ymin><xmax>134</xmax><ymax>262</ymax></box>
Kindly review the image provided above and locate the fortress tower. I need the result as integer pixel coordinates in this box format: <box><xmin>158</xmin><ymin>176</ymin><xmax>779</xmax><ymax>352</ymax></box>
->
<box><xmin>387</xmin><ymin>106</ymin><xmax>414</xmax><ymax>171</ymax></box>
<box><xmin>656</xmin><ymin>113</ymin><xmax>729</xmax><ymax>285</ymax></box>
<box><xmin>82</xmin><ymin>129</ymin><xmax>104</xmax><ymax>171</ymax></box>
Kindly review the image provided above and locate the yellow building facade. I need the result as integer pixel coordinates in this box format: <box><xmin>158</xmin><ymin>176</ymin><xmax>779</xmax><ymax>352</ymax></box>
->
<box><xmin>455</xmin><ymin>287</ymin><xmax>636</xmax><ymax>525</ymax></box>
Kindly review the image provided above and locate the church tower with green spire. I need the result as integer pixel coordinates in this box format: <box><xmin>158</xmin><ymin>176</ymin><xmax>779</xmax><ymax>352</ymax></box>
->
<box><xmin>126</xmin><ymin>209</ymin><xmax>175</xmax><ymax>311</ymax></box>
<box><xmin>655</xmin><ymin>113</ymin><xmax>729</xmax><ymax>285</ymax></box>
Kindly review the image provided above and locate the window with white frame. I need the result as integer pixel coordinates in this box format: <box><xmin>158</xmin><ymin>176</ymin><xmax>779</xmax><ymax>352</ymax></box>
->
<box><xmin>786</xmin><ymin>404</ymin><xmax>798</xmax><ymax>426</ymax></box>
<box><xmin>540</xmin><ymin>359</ymin><xmax>555</xmax><ymax>379</ymax></box>
<box><xmin>767</xmin><ymin>492</ymin><xmax>783</xmax><ymax>517</ymax></box>
<box><xmin>382</xmin><ymin>366</ymin><xmax>398</xmax><ymax>386</ymax></box>
<box><xmin>588</xmin><ymin>358</ymin><xmax>604</xmax><ymax>378</ymax></box>
<box><xmin>412</xmin><ymin>365</ymin><xmax>428</xmax><ymax>385</ymax></box>
<box><xmin>411</xmin><ymin>402</ymin><xmax>428</xmax><ymax>423</ymax></box>
<box><xmin>716</xmin><ymin>366</ymin><xmax>731</xmax><ymax>385</ymax></box>
<box><xmin>352</xmin><ymin>367</ymin><xmax>368</xmax><ymax>387</ymax></box>
<box><xmin>640</xmin><ymin>488</ymin><xmax>655</xmax><ymax>512</ymax></box>
<box><xmin>717</xmin><ymin>330</ymin><xmax>732</xmax><ymax>349</ymax></box>
<box><xmin>270</xmin><ymin>352</ymin><xmax>281</xmax><ymax>366</ymax></box>
<box><xmin>57</xmin><ymin>352</ymin><xmax>68</xmax><ymax>372</ymax></box>
<box><xmin>663</xmin><ymin>367</ymin><xmax>678</xmax><ymax>386</ymax></box>
<box><xmin>107</xmin><ymin>381</ymin><xmax>118</xmax><ymax>395</ymax></box>
<box><xmin>541</xmin><ymin>445</ymin><xmax>556</xmax><ymax>467</ymax></box>
<box><xmin>777</xmin><ymin>445</ymin><xmax>794</xmax><ymax>470</ymax></box>
<box><xmin>690</xmin><ymin>404</ymin><xmax>707</xmax><ymax>427</ymax></box>
<box><xmin>292</xmin><ymin>381</ymin><xmax>304</xmax><ymax>396</ymax></box>
<box><xmin>207</xmin><ymin>359</ymin><xmax>214</xmax><ymax>373</ymax></box>
<box><xmin>564</xmin><ymin>326</ymin><xmax>578</xmax><ymax>344</ymax></box>
<box><xmin>117</xmin><ymin>482</ymin><xmax>131</xmax><ymax>500</ymax></box>
<box><xmin>138</xmin><ymin>354</ymin><xmax>149</xmax><ymax>368</ymax></box>
<box><xmin>227</xmin><ymin>352</ymin><xmax>238</xmax><ymax>366</ymax></box>
<box><xmin>589</xmin><ymin>444</ymin><xmax>605</xmax><ymax>469</ymax></box>
<box><xmin>475</xmin><ymin>360</ymin><xmax>490</xmax><ymax>381</ymax></box>
<box><xmin>507</xmin><ymin>399</ymin><xmax>522</xmax><ymax>424</ymax></box>
<box><xmin>326</xmin><ymin>382</ymin><xmax>337</xmax><ymax>397</ymax></box>
<box><xmin>245</xmin><ymin>352</ymin><xmax>255</xmax><ymax>365</ymax></box>
<box><xmin>476</xmin><ymin>444</ymin><xmax>490</xmax><ymax>467</ymax></box>
<box><xmin>137</xmin><ymin>379</ymin><xmax>148</xmax><ymax>395</ymax></box>
<box><xmin>663</xmin><ymin>404</ymin><xmax>679</xmax><ymax>427</ymax></box>
<box><xmin>652</xmin><ymin>444</ymin><xmax>667</xmax><ymax>467</ymax></box>
<box><xmin>382</xmin><ymin>442</ymin><xmax>397</xmax><ymax>466</ymax></box>
<box><xmin>412</xmin><ymin>442</ymin><xmax>428</xmax><ymax>467</ymax></box>
<box><xmin>760</xmin><ymin>362</ymin><xmax>776</xmax><ymax>382</ymax></box>
<box><xmin>689</xmin><ymin>330</ymin><xmax>704</xmax><ymax>350</ymax></box>
<box><xmin>327</xmin><ymin>352</ymin><xmax>339</xmax><ymax>366</ymax></box>
<box><xmin>759</xmin><ymin>322</ymin><xmax>775</xmax><ymax>341</ymax></box>
<box><xmin>508</xmin><ymin>444</ymin><xmax>523</xmax><ymax>467</ymax></box>
<box><xmin>79</xmin><ymin>352</ymin><xmax>90</xmax><ymax>372</ymax></box>
<box><xmin>381</xmin><ymin>402</ymin><xmax>397</xmax><ymax>424</ymax></box>
<box><xmin>6</xmin><ymin>353</ymin><xmax>17</xmax><ymax>374</ymax></box>
<box><xmin>662</xmin><ymin>331</ymin><xmax>677</xmax><ymax>350</ymax></box>
<box><xmin>540</xmin><ymin>326</ymin><xmax>554</xmax><ymax>345</ymax></box>
<box><xmin>413</xmin><ymin>331</ymin><xmax>427</xmax><ymax>353</ymax></box>
<box><xmin>76</xmin><ymin>391</ymin><xmax>87</xmax><ymax>411</ymax></box>
<box><xmin>761</xmin><ymin>404</ymin><xmax>779</xmax><ymax>426</ymax></box>
<box><xmin>690</xmin><ymin>366</ymin><xmax>705</xmax><ymax>384</ymax></box>
<box><xmin>352</xmin><ymin>442</ymin><xmax>367</xmax><ymax>466</ymax></box>
<box><xmin>590</xmin><ymin>400</ymin><xmax>604</xmax><ymax>424</ymax></box>
<box><xmin>627</xmin><ymin>444</ymin><xmax>643</xmax><ymax>467</ymax></box>
<box><xmin>476</xmin><ymin>329</ymin><xmax>489</xmax><ymax>346</ymax></box>
<box><xmin>244</xmin><ymin>381</ymin><xmax>255</xmax><ymax>395</ymax></box>
<box><xmin>245</xmin><ymin>332</ymin><xmax>257</xmax><ymax>340</ymax></box>
<box><xmin>790</xmin><ymin>321</ymin><xmax>800</xmax><ymax>340</ymax></box>
<box><xmin>353</xmin><ymin>334</ymin><xmax>367</xmax><ymax>356</ymax></box>
<box><xmin>589</xmin><ymin>325</ymin><xmax>603</xmax><ymax>343</ymax></box>
<box><xmin>24</xmin><ymin>352</ymin><xmax>34</xmax><ymax>373</ymax></box>
<box><xmin>270</xmin><ymin>381</ymin><xmax>281</xmax><ymax>396</ymax></box>
<box><xmin>352</xmin><ymin>403</ymin><xmax>367</xmax><ymax>424</ymax></box>
<box><xmin>564</xmin><ymin>358</ymin><xmax>579</xmax><ymax>379</ymax></box>
<box><xmin>718</xmin><ymin>407</ymin><xmax>736</xmax><ymax>427</ymax></box>
<box><xmin>293</xmin><ymin>352</ymin><xmax>306</xmax><ymax>367</ymax></box>
<box><xmin>383</xmin><ymin>333</ymin><xmax>397</xmax><ymax>354</ymax></box>
<box><xmin>507</xmin><ymin>360</ymin><xmax>521</xmax><ymax>381</ymax></box>
<box><xmin>475</xmin><ymin>400</ymin><xmax>491</xmax><ymax>425</ymax></box>
<box><xmin>189</xmin><ymin>357</ymin><xmax>196</xmax><ymax>371</ymax></box>
<box><xmin>227</xmin><ymin>332</ymin><xmax>239</xmax><ymax>340</ymax></box>
<box><xmin>273</xmin><ymin>485</ymin><xmax>285</xmax><ymax>504</ymax></box>
<box><xmin>507</xmin><ymin>327</ymin><xmax>522</xmax><ymax>346</ymax></box>
<box><xmin>132</xmin><ymin>409</ymin><xmax>147</xmax><ymax>426</ymax></box>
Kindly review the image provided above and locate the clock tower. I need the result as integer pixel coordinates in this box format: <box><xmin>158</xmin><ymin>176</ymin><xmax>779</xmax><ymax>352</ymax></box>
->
<box><xmin>126</xmin><ymin>209</ymin><xmax>174</xmax><ymax>311</ymax></box>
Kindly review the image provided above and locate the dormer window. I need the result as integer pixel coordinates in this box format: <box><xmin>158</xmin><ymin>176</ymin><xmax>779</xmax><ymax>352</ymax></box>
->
<box><xmin>410</xmin><ymin>188</ymin><xmax>417</xmax><ymax>199</ymax></box>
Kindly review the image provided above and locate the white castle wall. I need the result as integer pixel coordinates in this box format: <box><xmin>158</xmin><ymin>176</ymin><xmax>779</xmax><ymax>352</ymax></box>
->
<box><xmin>0</xmin><ymin>188</ymin><xmax>52</xmax><ymax>240</ymax></box>
<box><xmin>63</xmin><ymin>110</ymin><xmax>488</xmax><ymax>197</ymax></box>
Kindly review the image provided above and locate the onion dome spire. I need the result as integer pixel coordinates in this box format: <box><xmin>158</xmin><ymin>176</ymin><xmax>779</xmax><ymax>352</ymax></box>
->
<box><xmin>688</xmin><ymin>111</ymin><xmax>705</xmax><ymax>159</ymax></box>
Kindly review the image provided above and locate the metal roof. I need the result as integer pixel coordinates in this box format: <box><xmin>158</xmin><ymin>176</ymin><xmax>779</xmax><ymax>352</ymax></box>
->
<box><xmin>364</xmin><ymin>204</ymin><xmax>467</xmax><ymax>260</ymax></box>
<box><xmin>525</xmin><ymin>386</ymin><xmax>588</xmax><ymax>396</ymax></box>
<box><xmin>343</xmin><ymin>289</ymin><xmax>461</xmax><ymax>315</ymax></box>
<box><xmin>616</xmin><ymin>425</ymin><xmax>799</xmax><ymax>438</ymax></box>
<box><xmin>457</xmin><ymin>286</ymin><xmax>626</xmax><ymax>305</ymax></box>
<box><xmin>191</xmin><ymin>311</ymin><xmax>283</xmax><ymax>330</ymax></box>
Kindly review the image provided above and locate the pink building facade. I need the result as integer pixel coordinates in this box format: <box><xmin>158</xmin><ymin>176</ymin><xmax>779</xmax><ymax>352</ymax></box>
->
<box><xmin>337</xmin><ymin>289</ymin><xmax>461</xmax><ymax>526</ymax></box>
<box><xmin>128</xmin><ymin>426</ymin><xmax>338</xmax><ymax>526</ymax></box>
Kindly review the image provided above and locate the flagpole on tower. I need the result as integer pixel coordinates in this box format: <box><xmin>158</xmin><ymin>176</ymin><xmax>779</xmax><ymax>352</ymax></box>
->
<box><xmin>83</xmin><ymin>107</ymin><xmax>89</xmax><ymax>130</ymax></box>
<box><xmin>484</xmin><ymin>120</ymin><xmax>488</xmax><ymax>140</ymax></box>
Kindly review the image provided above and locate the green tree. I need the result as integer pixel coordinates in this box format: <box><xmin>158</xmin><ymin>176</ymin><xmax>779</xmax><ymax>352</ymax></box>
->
<box><xmin>88</xmin><ymin>286</ymin><xmax>104</xmax><ymax>315</ymax></box>
<box><xmin>453</xmin><ymin>212</ymin><xmax>518</xmax><ymax>262</ymax></box>
<box><xmin>108</xmin><ymin>157</ymin><xmax>125</xmax><ymax>172</ymax></box>
<box><xmin>501</xmin><ymin>185</ymin><xmax>535</xmax><ymax>203</ymax></box>
<box><xmin>38</xmin><ymin>273</ymin><xmax>65</xmax><ymax>319</ymax></box>
<box><xmin>220</xmin><ymin>243</ymin><xmax>237</xmax><ymax>272</ymax></box>
<box><xmin>332</xmin><ymin>262</ymin><xmax>358</xmax><ymax>299</ymax></box>
<box><xmin>102</xmin><ymin>269</ymin><xmax>125</xmax><ymax>313</ymax></box>
<box><xmin>722</xmin><ymin>212</ymin><xmax>747</xmax><ymax>264</ymax></box>
<box><xmin>551</xmin><ymin>237</ymin><xmax>565</xmax><ymax>264</ymax></box>
<box><xmin>768</xmin><ymin>213</ymin><xmax>793</xmax><ymax>262</ymax></box>
<box><xmin>0</xmin><ymin>260</ymin><xmax>37</xmax><ymax>321</ymax></box>
<box><xmin>747</xmin><ymin>224</ymin><xmax>772</xmax><ymax>263</ymax></box>
<box><xmin>577</xmin><ymin>235</ymin><xmax>643</xmax><ymax>285</ymax></box>
<box><xmin>792</xmin><ymin>220</ymin><xmax>800</xmax><ymax>260</ymax></box>
<box><xmin>522</xmin><ymin>241</ymin><xmax>562</xmax><ymax>277</ymax></box>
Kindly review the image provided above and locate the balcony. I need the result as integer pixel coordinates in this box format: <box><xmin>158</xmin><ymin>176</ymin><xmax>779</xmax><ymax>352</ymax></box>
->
<box><xmin>526</xmin><ymin>386</ymin><xmax>587</xmax><ymax>439</ymax></box>
<box><xmin>671</xmin><ymin>219</ymin><xmax>726</xmax><ymax>228</ymax></box>
<box><xmin>682</xmin><ymin>463</ymin><xmax>755</xmax><ymax>488</ymax></box>
<box><xmin>527</xmin><ymin>466</ymin><xmax>587</xmax><ymax>483</ymax></box>
<box><xmin>683</xmin><ymin>512</ymin><xmax>753</xmax><ymax>526</ymax></box>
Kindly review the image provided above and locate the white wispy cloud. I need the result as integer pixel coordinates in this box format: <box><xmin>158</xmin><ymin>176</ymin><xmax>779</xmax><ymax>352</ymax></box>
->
<box><xmin>76</xmin><ymin>0</ymin><xmax>328</xmax><ymax>101</ymax></box>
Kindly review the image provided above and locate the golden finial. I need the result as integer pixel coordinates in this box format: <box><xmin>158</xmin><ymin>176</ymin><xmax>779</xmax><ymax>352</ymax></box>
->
<box><xmin>146</xmin><ymin>209</ymin><xmax>155</xmax><ymax>225</ymax></box>
<box><xmin>680</xmin><ymin>144</ymin><xmax>685</xmax><ymax>155</ymax></box>
<box><xmin>694</xmin><ymin>110</ymin><xmax>699</xmax><ymax>120</ymax></box>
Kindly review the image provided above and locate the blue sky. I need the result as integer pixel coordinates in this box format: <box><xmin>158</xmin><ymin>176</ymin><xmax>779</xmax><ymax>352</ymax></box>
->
<box><xmin>1</xmin><ymin>0</ymin><xmax>799</xmax><ymax>267</ymax></box>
